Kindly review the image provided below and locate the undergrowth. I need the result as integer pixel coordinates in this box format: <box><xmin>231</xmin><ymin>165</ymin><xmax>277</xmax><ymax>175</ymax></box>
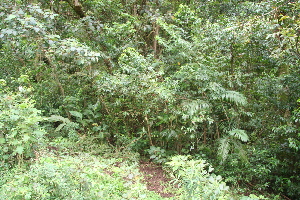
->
<box><xmin>0</xmin><ymin>139</ymin><xmax>165</xmax><ymax>200</ymax></box>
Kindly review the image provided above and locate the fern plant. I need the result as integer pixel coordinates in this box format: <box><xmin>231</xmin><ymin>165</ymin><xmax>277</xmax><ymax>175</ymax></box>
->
<box><xmin>218</xmin><ymin>129</ymin><xmax>249</xmax><ymax>164</ymax></box>
<box><xmin>221</xmin><ymin>90</ymin><xmax>247</xmax><ymax>106</ymax></box>
<box><xmin>47</xmin><ymin>115</ymin><xmax>79</xmax><ymax>140</ymax></box>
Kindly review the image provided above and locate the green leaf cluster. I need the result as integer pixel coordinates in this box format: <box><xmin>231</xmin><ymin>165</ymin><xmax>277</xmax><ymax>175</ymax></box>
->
<box><xmin>0</xmin><ymin>79</ymin><xmax>46</xmax><ymax>165</ymax></box>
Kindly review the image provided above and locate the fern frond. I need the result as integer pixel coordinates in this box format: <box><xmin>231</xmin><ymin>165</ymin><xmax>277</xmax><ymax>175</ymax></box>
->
<box><xmin>69</xmin><ymin>111</ymin><xmax>83</xmax><ymax>120</ymax></box>
<box><xmin>221</xmin><ymin>90</ymin><xmax>247</xmax><ymax>106</ymax></box>
<box><xmin>182</xmin><ymin>100</ymin><xmax>210</xmax><ymax>116</ymax></box>
<box><xmin>228</xmin><ymin>129</ymin><xmax>249</xmax><ymax>142</ymax></box>
<box><xmin>55</xmin><ymin>123</ymin><xmax>66</xmax><ymax>132</ymax></box>
<box><xmin>48</xmin><ymin>115</ymin><xmax>71</xmax><ymax>124</ymax></box>
<box><xmin>218</xmin><ymin>137</ymin><xmax>230</xmax><ymax>164</ymax></box>
<box><xmin>232</xmin><ymin>140</ymin><xmax>248</xmax><ymax>163</ymax></box>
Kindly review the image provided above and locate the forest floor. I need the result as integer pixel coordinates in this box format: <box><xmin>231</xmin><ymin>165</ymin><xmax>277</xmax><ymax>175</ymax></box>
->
<box><xmin>139</xmin><ymin>161</ymin><xmax>177</xmax><ymax>198</ymax></box>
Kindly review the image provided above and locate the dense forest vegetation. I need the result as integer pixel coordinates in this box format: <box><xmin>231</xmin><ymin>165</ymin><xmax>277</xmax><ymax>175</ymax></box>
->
<box><xmin>0</xmin><ymin>0</ymin><xmax>299</xmax><ymax>199</ymax></box>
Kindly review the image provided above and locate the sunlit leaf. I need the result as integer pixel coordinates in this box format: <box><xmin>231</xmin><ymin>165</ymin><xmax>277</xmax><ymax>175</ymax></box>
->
<box><xmin>15</xmin><ymin>146</ymin><xmax>24</xmax><ymax>155</ymax></box>
<box><xmin>5</xmin><ymin>14</ymin><xmax>17</xmax><ymax>20</ymax></box>
<box><xmin>69</xmin><ymin>111</ymin><xmax>83</xmax><ymax>120</ymax></box>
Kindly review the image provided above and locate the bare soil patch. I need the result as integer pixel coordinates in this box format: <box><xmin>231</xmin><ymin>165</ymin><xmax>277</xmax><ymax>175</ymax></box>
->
<box><xmin>139</xmin><ymin>161</ymin><xmax>177</xmax><ymax>198</ymax></box>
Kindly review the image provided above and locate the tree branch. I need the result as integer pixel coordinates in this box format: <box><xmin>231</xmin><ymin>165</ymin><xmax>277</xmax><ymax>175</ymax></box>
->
<box><xmin>65</xmin><ymin>0</ymin><xmax>86</xmax><ymax>18</ymax></box>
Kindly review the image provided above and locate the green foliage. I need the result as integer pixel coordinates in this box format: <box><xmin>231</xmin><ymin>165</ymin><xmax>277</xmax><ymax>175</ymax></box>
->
<box><xmin>1</xmin><ymin>0</ymin><xmax>300</xmax><ymax>198</ymax></box>
<box><xmin>146</xmin><ymin>146</ymin><xmax>169</xmax><ymax>164</ymax></box>
<box><xmin>289</xmin><ymin>98</ymin><xmax>300</xmax><ymax>151</ymax></box>
<box><xmin>166</xmin><ymin>155</ymin><xmax>230</xmax><ymax>200</ymax></box>
<box><xmin>218</xmin><ymin>129</ymin><xmax>249</xmax><ymax>164</ymax></box>
<box><xmin>239</xmin><ymin>194</ymin><xmax>268</xmax><ymax>200</ymax></box>
<box><xmin>0</xmin><ymin>78</ymin><xmax>46</xmax><ymax>166</ymax></box>
<box><xmin>0</xmin><ymin>149</ymin><xmax>164</xmax><ymax>200</ymax></box>
<box><xmin>267</xmin><ymin>98</ymin><xmax>300</xmax><ymax>198</ymax></box>
<box><xmin>47</xmin><ymin>115</ymin><xmax>79</xmax><ymax>140</ymax></box>
<box><xmin>216</xmin><ymin>146</ymin><xmax>280</xmax><ymax>189</ymax></box>
<box><xmin>228</xmin><ymin>129</ymin><xmax>249</xmax><ymax>142</ymax></box>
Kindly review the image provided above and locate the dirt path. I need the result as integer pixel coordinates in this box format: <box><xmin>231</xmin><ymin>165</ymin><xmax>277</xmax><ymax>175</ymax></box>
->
<box><xmin>139</xmin><ymin>161</ymin><xmax>176</xmax><ymax>198</ymax></box>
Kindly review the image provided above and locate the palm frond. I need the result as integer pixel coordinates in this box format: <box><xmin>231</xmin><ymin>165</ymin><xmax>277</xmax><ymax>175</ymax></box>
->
<box><xmin>48</xmin><ymin>115</ymin><xmax>71</xmax><ymax>123</ymax></box>
<box><xmin>182</xmin><ymin>99</ymin><xmax>210</xmax><ymax>117</ymax></box>
<box><xmin>228</xmin><ymin>129</ymin><xmax>249</xmax><ymax>142</ymax></box>
<box><xmin>232</xmin><ymin>140</ymin><xmax>248</xmax><ymax>163</ymax></box>
<box><xmin>221</xmin><ymin>90</ymin><xmax>247</xmax><ymax>106</ymax></box>
<box><xmin>218</xmin><ymin>137</ymin><xmax>230</xmax><ymax>164</ymax></box>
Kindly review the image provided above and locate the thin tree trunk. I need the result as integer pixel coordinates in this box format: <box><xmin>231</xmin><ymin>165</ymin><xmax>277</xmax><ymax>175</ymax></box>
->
<box><xmin>230</xmin><ymin>40</ymin><xmax>234</xmax><ymax>74</ymax></box>
<box><xmin>203</xmin><ymin>125</ymin><xmax>207</xmax><ymax>144</ymax></box>
<box><xmin>145</xmin><ymin>115</ymin><xmax>153</xmax><ymax>146</ymax></box>
<box><xmin>216</xmin><ymin>120</ymin><xmax>220</xmax><ymax>139</ymax></box>
<box><xmin>153</xmin><ymin>21</ymin><xmax>160</xmax><ymax>59</ymax></box>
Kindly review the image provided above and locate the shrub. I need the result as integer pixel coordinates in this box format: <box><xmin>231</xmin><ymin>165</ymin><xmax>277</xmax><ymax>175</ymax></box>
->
<box><xmin>0</xmin><ymin>151</ymin><xmax>163</xmax><ymax>200</ymax></box>
<box><xmin>0</xmin><ymin>78</ymin><xmax>46</xmax><ymax>166</ymax></box>
<box><xmin>166</xmin><ymin>155</ymin><xmax>230</xmax><ymax>200</ymax></box>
